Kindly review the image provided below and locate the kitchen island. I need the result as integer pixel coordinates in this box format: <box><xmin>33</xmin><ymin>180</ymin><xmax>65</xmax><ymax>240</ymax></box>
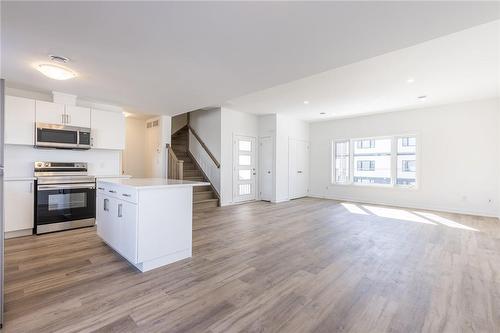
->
<box><xmin>96</xmin><ymin>178</ymin><xmax>209</xmax><ymax>272</ymax></box>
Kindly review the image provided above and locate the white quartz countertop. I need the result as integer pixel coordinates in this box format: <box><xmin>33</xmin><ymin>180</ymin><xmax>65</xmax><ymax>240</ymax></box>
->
<box><xmin>97</xmin><ymin>178</ymin><xmax>210</xmax><ymax>190</ymax></box>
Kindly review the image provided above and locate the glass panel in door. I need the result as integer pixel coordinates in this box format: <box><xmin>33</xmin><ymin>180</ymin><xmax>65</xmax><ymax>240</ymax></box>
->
<box><xmin>234</xmin><ymin>136</ymin><xmax>256</xmax><ymax>202</ymax></box>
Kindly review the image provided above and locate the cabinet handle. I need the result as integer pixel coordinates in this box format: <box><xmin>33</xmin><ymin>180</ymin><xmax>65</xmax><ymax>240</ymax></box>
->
<box><xmin>117</xmin><ymin>203</ymin><xmax>123</xmax><ymax>218</ymax></box>
<box><xmin>104</xmin><ymin>198</ymin><xmax>109</xmax><ymax>211</ymax></box>
<box><xmin>68</xmin><ymin>114</ymin><xmax>71</xmax><ymax>124</ymax></box>
<box><xmin>109</xmin><ymin>190</ymin><xmax>117</xmax><ymax>193</ymax></box>
<box><xmin>122</xmin><ymin>193</ymin><xmax>131</xmax><ymax>197</ymax></box>
<box><xmin>29</xmin><ymin>182</ymin><xmax>33</xmax><ymax>193</ymax></box>
<box><xmin>61</xmin><ymin>114</ymin><xmax>65</xmax><ymax>124</ymax></box>
<box><xmin>98</xmin><ymin>187</ymin><xmax>105</xmax><ymax>190</ymax></box>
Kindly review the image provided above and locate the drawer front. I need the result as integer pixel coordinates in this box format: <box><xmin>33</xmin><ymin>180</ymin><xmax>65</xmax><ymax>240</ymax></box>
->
<box><xmin>118</xmin><ymin>187</ymin><xmax>138</xmax><ymax>204</ymax></box>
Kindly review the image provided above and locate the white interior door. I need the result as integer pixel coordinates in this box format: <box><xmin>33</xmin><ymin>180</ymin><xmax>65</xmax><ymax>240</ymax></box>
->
<box><xmin>233</xmin><ymin>135</ymin><xmax>256</xmax><ymax>203</ymax></box>
<box><xmin>289</xmin><ymin>139</ymin><xmax>310</xmax><ymax>199</ymax></box>
<box><xmin>259</xmin><ymin>136</ymin><xmax>273</xmax><ymax>201</ymax></box>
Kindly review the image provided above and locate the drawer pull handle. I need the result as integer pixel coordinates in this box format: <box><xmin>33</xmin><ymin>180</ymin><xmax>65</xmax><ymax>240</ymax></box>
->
<box><xmin>122</xmin><ymin>193</ymin><xmax>131</xmax><ymax>197</ymax></box>
<box><xmin>109</xmin><ymin>190</ymin><xmax>117</xmax><ymax>193</ymax></box>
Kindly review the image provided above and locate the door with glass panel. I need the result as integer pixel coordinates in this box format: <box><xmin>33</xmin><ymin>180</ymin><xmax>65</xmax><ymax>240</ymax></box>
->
<box><xmin>233</xmin><ymin>135</ymin><xmax>256</xmax><ymax>202</ymax></box>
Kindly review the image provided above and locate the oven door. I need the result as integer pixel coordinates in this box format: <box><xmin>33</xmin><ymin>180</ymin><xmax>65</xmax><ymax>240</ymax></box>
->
<box><xmin>36</xmin><ymin>183</ymin><xmax>96</xmax><ymax>228</ymax></box>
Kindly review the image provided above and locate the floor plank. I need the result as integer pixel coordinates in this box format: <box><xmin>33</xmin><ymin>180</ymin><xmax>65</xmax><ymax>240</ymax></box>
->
<box><xmin>3</xmin><ymin>198</ymin><xmax>500</xmax><ymax>332</ymax></box>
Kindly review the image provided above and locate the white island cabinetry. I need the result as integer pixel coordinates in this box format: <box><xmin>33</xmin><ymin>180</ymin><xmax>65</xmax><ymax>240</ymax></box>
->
<box><xmin>96</xmin><ymin>178</ymin><xmax>208</xmax><ymax>272</ymax></box>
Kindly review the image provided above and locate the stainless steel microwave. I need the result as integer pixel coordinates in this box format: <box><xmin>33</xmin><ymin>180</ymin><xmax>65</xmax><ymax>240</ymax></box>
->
<box><xmin>35</xmin><ymin>122</ymin><xmax>91</xmax><ymax>150</ymax></box>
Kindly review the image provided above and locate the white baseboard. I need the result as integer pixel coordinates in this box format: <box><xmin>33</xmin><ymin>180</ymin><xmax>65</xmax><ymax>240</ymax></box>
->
<box><xmin>5</xmin><ymin>229</ymin><xmax>33</xmax><ymax>239</ymax></box>
<box><xmin>308</xmin><ymin>193</ymin><xmax>500</xmax><ymax>219</ymax></box>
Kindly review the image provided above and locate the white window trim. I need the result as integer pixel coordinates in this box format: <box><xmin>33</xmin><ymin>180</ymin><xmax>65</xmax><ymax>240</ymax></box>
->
<box><xmin>331</xmin><ymin>134</ymin><xmax>420</xmax><ymax>189</ymax></box>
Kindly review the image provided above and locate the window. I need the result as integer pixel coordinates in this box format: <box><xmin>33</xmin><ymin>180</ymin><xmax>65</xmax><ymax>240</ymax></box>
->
<box><xmin>334</xmin><ymin>140</ymin><xmax>349</xmax><ymax>183</ymax></box>
<box><xmin>357</xmin><ymin>160</ymin><xmax>375</xmax><ymax>171</ymax></box>
<box><xmin>402</xmin><ymin>160</ymin><xmax>416</xmax><ymax>172</ymax></box>
<box><xmin>353</xmin><ymin>138</ymin><xmax>391</xmax><ymax>185</ymax></box>
<box><xmin>397</xmin><ymin>136</ymin><xmax>417</xmax><ymax>186</ymax></box>
<box><xmin>356</xmin><ymin>139</ymin><xmax>375</xmax><ymax>149</ymax></box>
<box><xmin>401</xmin><ymin>137</ymin><xmax>416</xmax><ymax>147</ymax></box>
<box><xmin>333</xmin><ymin>135</ymin><xmax>417</xmax><ymax>187</ymax></box>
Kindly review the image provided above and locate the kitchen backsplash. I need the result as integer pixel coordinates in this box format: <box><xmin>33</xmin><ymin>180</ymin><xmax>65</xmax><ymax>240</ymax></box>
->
<box><xmin>5</xmin><ymin>145</ymin><xmax>121</xmax><ymax>178</ymax></box>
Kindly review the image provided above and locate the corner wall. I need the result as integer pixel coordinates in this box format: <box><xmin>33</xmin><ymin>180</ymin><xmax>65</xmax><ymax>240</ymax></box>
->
<box><xmin>309</xmin><ymin>98</ymin><xmax>500</xmax><ymax>217</ymax></box>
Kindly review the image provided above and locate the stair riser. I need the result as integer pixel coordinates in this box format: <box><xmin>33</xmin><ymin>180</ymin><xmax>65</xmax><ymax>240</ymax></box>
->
<box><xmin>194</xmin><ymin>192</ymin><xmax>215</xmax><ymax>201</ymax></box>
<box><xmin>194</xmin><ymin>200</ymin><xmax>219</xmax><ymax>210</ymax></box>
<box><xmin>194</xmin><ymin>185</ymin><xmax>212</xmax><ymax>192</ymax></box>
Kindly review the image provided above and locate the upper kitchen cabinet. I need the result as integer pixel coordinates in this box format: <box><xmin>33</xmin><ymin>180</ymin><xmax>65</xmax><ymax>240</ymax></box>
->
<box><xmin>5</xmin><ymin>95</ymin><xmax>35</xmax><ymax>145</ymax></box>
<box><xmin>35</xmin><ymin>100</ymin><xmax>65</xmax><ymax>125</ymax></box>
<box><xmin>36</xmin><ymin>101</ymin><xmax>91</xmax><ymax>128</ymax></box>
<box><xmin>91</xmin><ymin>108</ymin><xmax>125</xmax><ymax>150</ymax></box>
<box><xmin>65</xmin><ymin>105</ymin><xmax>91</xmax><ymax>128</ymax></box>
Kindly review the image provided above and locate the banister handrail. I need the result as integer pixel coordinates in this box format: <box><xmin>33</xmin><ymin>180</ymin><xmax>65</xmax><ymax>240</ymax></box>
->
<box><xmin>187</xmin><ymin>125</ymin><xmax>221</xmax><ymax>169</ymax></box>
<box><xmin>166</xmin><ymin>144</ymin><xmax>184</xmax><ymax>180</ymax></box>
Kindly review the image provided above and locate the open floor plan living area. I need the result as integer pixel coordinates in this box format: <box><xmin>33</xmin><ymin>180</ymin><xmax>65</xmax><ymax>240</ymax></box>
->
<box><xmin>0</xmin><ymin>1</ymin><xmax>499</xmax><ymax>332</ymax></box>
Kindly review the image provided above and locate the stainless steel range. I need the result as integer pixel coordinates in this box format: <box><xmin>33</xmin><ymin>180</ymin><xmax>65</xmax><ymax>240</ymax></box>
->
<box><xmin>34</xmin><ymin>162</ymin><xmax>96</xmax><ymax>234</ymax></box>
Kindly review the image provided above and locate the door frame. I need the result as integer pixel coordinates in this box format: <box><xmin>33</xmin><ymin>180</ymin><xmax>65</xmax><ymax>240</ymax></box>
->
<box><xmin>232</xmin><ymin>134</ymin><xmax>257</xmax><ymax>203</ymax></box>
<box><xmin>259</xmin><ymin>136</ymin><xmax>274</xmax><ymax>201</ymax></box>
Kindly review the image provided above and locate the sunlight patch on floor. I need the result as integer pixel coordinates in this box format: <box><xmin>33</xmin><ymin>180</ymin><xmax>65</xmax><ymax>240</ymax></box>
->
<box><xmin>362</xmin><ymin>205</ymin><xmax>436</xmax><ymax>225</ymax></box>
<box><xmin>412</xmin><ymin>211</ymin><xmax>479</xmax><ymax>232</ymax></box>
<box><xmin>341</xmin><ymin>202</ymin><xmax>369</xmax><ymax>215</ymax></box>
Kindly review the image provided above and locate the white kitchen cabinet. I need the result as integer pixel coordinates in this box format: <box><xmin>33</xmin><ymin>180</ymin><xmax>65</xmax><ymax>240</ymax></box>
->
<box><xmin>96</xmin><ymin>179</ymin><xmax>205</xmax><ymax>272</ymax></box>
<box><xmin>117</xmin><ymin>200</ymin><xmax>138</xmax><ymax>263</ymax></box>
<box><xmin>91</xmin><ymin>109</ymin><xmax>125</xmax><ymax>150</ymax></box>
<box><xmin>5</xmin><ymin>180</ymin><xmax>34</xmax><ymax>233</ymax></box>
<box><xmin>35</xmin><ymin>100</ymin><xmax>65</xmax><ymax>125</ymax></box>
<box><xmin>97</xmin><ymin>192</ymin><xmax>138</xmax><ymax>263</ymax></box>
<box><xmin>65</xmin><ymin>105</ymin><xmax>91</xmax><ymax>128</ymax></box>
<box><xmin>5</xmin><ymin>96</ymin><xmax>35</xmax><ymax>145</ymax></box>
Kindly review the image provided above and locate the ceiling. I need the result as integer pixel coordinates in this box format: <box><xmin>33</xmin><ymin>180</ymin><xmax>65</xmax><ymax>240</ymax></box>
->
<box><xmin>227</xmin><ymin>20</ymin><xmax>500</xmax><ymax>121</ymax></box>
<box><xmin>2</xmin><ymin>2</ymin><xmax>500</xmax><ymax>116</ymax></box>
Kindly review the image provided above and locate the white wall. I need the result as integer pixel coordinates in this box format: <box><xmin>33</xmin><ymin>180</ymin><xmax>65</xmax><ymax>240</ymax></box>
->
<box><xmin>171</xmin><ymin>113</ymin><xmax>188</xmax><ymax>134</ymax></box>
<box><xmin>309</xmin><ymin>98</ymin><xmax>500</xmax><ymax>217</ymax></box>
<box><xmin>220</xmin><ymin>107</ymin><xmax>259</xmax><ymax>205</ymax></box>
<box><xmin>189</xmin><ymin>108</ymin><xmax>221</xmax><ymax>162</ymax></box>
<box><xmin>145</xmin><ymin>116</ymin><xmax>171</xmax><ymax>178</ymax></box>
<box><xmin>5</xmin><ymin>145</ymin><xmax>121</xmax><ymax>178</ymax></box>
<box><xmin>123</xmin><ymin>117</ymin><xmax>147</xmax><ymax>177</ymax></box>
<box><xmin>257</xmin><ymin>114</ymin><xmax>310</xmax><ymax>202</ymax></box>
<box><xmin>275</xmin><ymin>114</ymin><xmax>309</xmax><ymax>202</ymax></box>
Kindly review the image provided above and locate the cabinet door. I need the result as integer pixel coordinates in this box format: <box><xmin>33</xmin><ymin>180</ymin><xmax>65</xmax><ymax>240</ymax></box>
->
<box><xmin>117</xmin><ymin>201</ymin><xmax>138</xmax><ymax>263</ymax></box>
<box><xmin>65</xmin><ymin>105</ymin><xmax>91</xmax><ymax>128</ymax></box>
<box><xmin>5</xmin><ymin>180</ymin><xmax>34</xmax><ymax>232</ymax></box>
<box><xmin>91</xmin><ymin>109</ymin><xmax>125</xmax><ymax>150</ymax></box>
<box><xmin>5</xmin><ymin>96</ymin><xmax>36</xmax><ymax>145</ymax></box>
<box><xmin>35</xmin><ymin>100</ymin><xmax>65</xmax><ymax>125</ymax></box>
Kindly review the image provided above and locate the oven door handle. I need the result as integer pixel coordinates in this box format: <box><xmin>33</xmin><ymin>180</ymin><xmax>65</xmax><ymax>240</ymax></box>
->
<box><xmin>37</xmin><ymin>183</ymin><xmax>96</xmax><ymax>191</ymax></box>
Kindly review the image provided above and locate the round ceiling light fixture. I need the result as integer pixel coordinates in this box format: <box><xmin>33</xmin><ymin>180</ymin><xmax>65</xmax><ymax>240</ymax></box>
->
<box><xmin>417</xmin><ymin>95</ymin><xmax>427</xmax><ymax>101</ymax></box>
<box><xmin>319</xmin><ymin>112</ymin><xmax>326</xmax><ymax>115</ymax></box>
<box><xmin>303</xmin><ymin>100</ymin><xmax>310</xmax><ymax>105</ymax></box>
<box><xmin>36</xmin><ymin>64</ymin><xmax>77</xmax><ymax>80</ymax></box>
<box><xmin>35</xmin><ymin>54</ymin><xmax>77</xmax><ymax>80</ymax></box>
<box><xmin>407</xmin><ymin>78</ymin><xmax>415</xmax><ymax>84</ymax></box>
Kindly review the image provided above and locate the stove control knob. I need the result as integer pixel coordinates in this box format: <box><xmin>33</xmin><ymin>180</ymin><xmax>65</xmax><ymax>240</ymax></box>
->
<box><xmin>36</xmin><ymin>162</ymin><xmax>43</xmax><ymax>168</ymax></box>
<box><xmin>44</xmin><ymin>162</ymin><xmax>50</xmax><ymax>167</ymax></box>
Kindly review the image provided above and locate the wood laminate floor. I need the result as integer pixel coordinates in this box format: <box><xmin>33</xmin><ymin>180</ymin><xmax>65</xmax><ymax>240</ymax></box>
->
<box><xmin>3</xmin><ymin>198</ymin><xmax>500</xmax><ymax>333</ymax></box>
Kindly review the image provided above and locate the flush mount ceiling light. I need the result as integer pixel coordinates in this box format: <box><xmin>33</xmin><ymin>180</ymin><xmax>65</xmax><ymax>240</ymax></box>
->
<box><xmin>417</xmin><ymin>95</ymin><xmax>427</xmax><ymax>101</ymax></box>
<box><xmin>319</xmin><ymin>112</ymin><xmax>326</xmax><ymax>115</ymax></box>
<box><xmin>303</xmin><ymin>100</ymin><xmax>310</xmax><ymax>105</ymax></box>
<box><xmin>407</xmin><ymin>78</ymin><xmax>415</xmax><ymax>84</ymax></box>
<box><xmin>35</xmin><ymin>54</ymin><xmax>77</xmax><ymax>80</ymax></box>
<box><xmin>36</xmin><ymin>63</ymin><xmax>77</xmax><ymax>80</ymax></box>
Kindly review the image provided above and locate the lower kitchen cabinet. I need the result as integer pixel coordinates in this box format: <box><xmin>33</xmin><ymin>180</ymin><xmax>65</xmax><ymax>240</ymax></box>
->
<box><xmin>5</xmin><ymin>180</ymin><xmax>34</xmax><ymax>233</ymax></box>
<box><xmin>96</xmin><ymin>193</ymin><xmax>138</xmax><ymax>263</ymax></box>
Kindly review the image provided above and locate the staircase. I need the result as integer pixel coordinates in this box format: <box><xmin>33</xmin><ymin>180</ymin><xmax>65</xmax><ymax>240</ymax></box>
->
<box><xmin>170</xmin><ymin>127</ymin><xmax>219</xmax><ymax>211</ymax></box>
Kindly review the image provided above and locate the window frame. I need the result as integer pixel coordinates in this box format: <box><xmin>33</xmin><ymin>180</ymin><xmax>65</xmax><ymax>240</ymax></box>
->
<box><xmin>331</xmin><ymin>134</ymin><xmax>419</xmax><ymax>189</ymax></box>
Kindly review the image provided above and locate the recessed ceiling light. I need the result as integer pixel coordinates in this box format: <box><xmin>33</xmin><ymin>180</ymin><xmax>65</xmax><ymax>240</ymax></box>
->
<box><xmin>407</xmin><ymin>78</ymin><xmax>415</xmax><ymax>84</ymax></box>
<box><xmin>319</xmin><ymin>112</ymin><xmax>326</xmax><ymax>115</ymax></box>
<box><xmin>303</xmin><ymin>101</ymin><xmax>310</xmax><ymax>105</ymax></box>
<box><xmin>36</xmin><ymin>64</ymin><xmax>77</xmax><ymax>80</ymax></box>
<box><xmin>417</xmin><ymin>95</ymin><xmax>427</xmax><ymax>101</ymax></box>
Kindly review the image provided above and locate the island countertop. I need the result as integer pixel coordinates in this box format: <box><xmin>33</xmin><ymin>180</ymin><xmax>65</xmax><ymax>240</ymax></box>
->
<box><xmin>97</xmin><ymin>178</ymin><xmax>210</xmax><ymax>190</ymax></box>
